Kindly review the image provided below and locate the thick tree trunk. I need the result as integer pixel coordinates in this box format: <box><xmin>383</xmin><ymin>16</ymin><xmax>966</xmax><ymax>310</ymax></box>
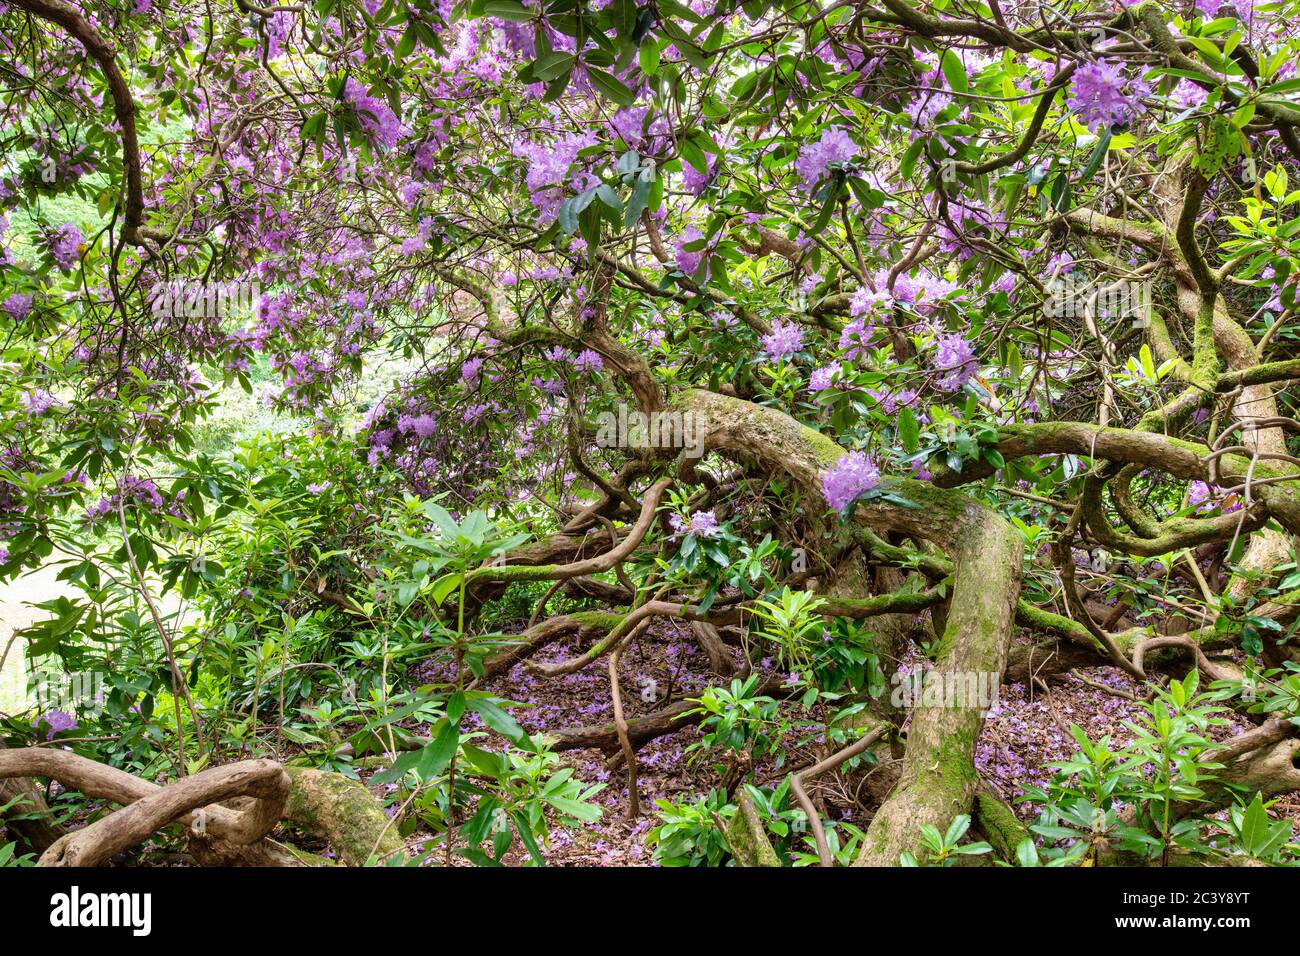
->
<box><xmin>674</xmin><ymin>389</ymin><xmax>1023</xmax><ymax>866</ymax></box>
<box><xmin>0</xmin><ymin>740</ymin><xmax>64</xmax><ymax>855</ymax></box>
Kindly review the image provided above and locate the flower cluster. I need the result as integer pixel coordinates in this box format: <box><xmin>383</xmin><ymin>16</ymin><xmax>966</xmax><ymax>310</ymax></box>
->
<box><xmin>343</xmin><ymin>78</ymin><xmax>407</xmax><ymax>151</ymax></box>
<box><xmin>794</xmin><ymin>127</ymin><xmax>858</xmax><ymax>193</ymax></box>
<box><xmin>23</xmin><ymin>389</ymin><xmax>58</xmax><ymax>415</ymax></box>
<box><xmin>808</xmin><ymin>365</ymin><xmax>841</xmax><ymax>393</ymax></box>
<box><xmin>670</xmin><ymin>509</ymin><xmax>720</xmax><ymax>537</ymax></box>
<box><xmin>36</xmin><ymin>708</ymin><xmax>77</xmax><ymax>740</ymax></box>
<box><xmin>821</xmin><ymin>451</ymin><xmax>881</xmax><ymax>511</ymax></box>
<box><xmin>933</xmin><ymin>333</ymin><xmax>977</xmax><ymax>391</ymax></box>
<box><xmin>48</xmin><ymin>223</ymin><xmax>82</xmax><ymax>271</ymax></box>
<box><xmin>513</xmin><ymin>130</ymin><xmax>597</xmax><ymax>220</ymax></box>
<box><xmin>675</xmin><ymin>225</ymin><xmax>707</xmax><ymax>278</ymax></box>
<box><xmin>1067</xmin><ymin>62</ymin><xmax>1138</xmax><ymax>133</ymax></box>
<box><xmin>85</xmin><ymin>474</ymin><xmax>167</xmax><ymax>522</ymax></box>
<box><xmin>761</xmin><ymin>320</ymin><xmax>805</xmax><ymax>362</ymax></box>
<box><xmin>838</xmin><ymin>315</ymin><xmax>875</xmax><ymax>361</ymax></box>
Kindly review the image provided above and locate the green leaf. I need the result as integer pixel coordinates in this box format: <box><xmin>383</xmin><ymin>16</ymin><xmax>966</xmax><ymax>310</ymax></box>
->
<box><xmin>596</xmin><ymin>183</ymin><xmax>623</xmax><ymax>211</ymax></box>
<box><xmin>639</xmin><ymin>40</ymin><xmax>660</xmax><ymax>76</ymax></box>
<box><xmin>897</xmin><ymin>406</ymin><xmax>919</xmax><ymax>452</ymax></box>
<box><xmin>1077</xmin><ymin>128</ymin><xmax>1112</xmax><ymax>185</ymax></box>
<box><xmin>587</xmin><ymin>67</ymin><xmax>635</xmax><ymax>106</ymax></box>
<box><xmin>943</xmin><ymin>813</ymin><xmax>971</xmax><ymax>847</ymax></box>
<box><xmin>511</xmin><ymin>810</ymin><xmax>547</xmax><ymax>864</ymax></box>
<box><xmin>396</xmin><ymin>24</ymin><xmax>417</xmax><ymax>59</ymax></box>
<box><xmin>531</xmin><ymin>52</ymin><xmax>575</xmax><ymax>82</ymax></box>
<box><xmin>559</xmin><ymin>188</ymin><xmax>597</xmax><ymax>234</ymax></box>
<box><xmin>416</xmin><ymin>719</ymin><xmax>460</xmax><ymax>779</ymax></box>
<box><xmin>940</xmin><ymin>49</ymin><xmax>970</xmax><ymax>95</ymax></box>
<box><xmin>1015</xmin><ymin>838</ymin><xmax>1039</xmax><ymax>867</ymax></box>
<box><xmin>545</xmin><ymin>795</ymin><xmax>602</xmax><ymax>822</ymax></box>
<box><xmin>447</xmin><ymin>691</ymin><xmax>466</xmax><ymax>724</ymax></box>
<box><xmin>481</xmin><ymin>0</ymin><xmax>534</xmax><ymax>21</ymax></box>
<box><xmin>680</xmin><ymin>137</ymin><xmax>708</xmax><ymax>174</ymax></box>
<box><xmin>427</xmin><ymin>572</ymin><xmax>461</xmax><ymax>606</ymax></box>
<box><xmin>468</xmin><ymin>695</ymin><xmax>525</xmax><ymax>742</ymax></box>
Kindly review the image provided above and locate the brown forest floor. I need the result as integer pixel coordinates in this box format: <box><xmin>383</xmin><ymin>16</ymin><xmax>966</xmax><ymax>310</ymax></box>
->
<box><xmin>4</xmin><ymin>569</ymin><xmax>1292</xmax><ymax>866</ymax></box>
<box><xmin>393</xmin><ymin>617</ymin><xmax>1285</xmax><ymax>866</ymax></box>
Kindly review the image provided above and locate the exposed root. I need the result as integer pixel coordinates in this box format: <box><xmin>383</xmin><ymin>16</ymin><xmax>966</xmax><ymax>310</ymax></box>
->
<box><xmin>723</xmin><ymin>790</ymin><xmax>782</xmax><ymax>867</ymax></box>
<box><xmin>38</xmin><ymin>759</ymin><xmax>288</xmax><ymax>867</ymax></box>
<box><xmin>283</xmin><ymin>766</ymin><xmax>406</xmax><ymax>866</ymax></box>
<box><xmin>0</xmin><ymin>748</ymin><xmax>404</xmax><ymax>866</ymax></box>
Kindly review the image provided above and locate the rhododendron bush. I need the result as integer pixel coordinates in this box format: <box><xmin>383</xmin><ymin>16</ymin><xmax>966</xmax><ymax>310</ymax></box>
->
<box><xmin>3</xmin><ymin>0</ymin><xmax>1300</xmax><ymax>873</ymax></box>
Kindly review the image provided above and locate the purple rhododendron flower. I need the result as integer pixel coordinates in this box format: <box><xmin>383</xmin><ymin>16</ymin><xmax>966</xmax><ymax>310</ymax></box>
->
<box><xmin>933</xmin><ymin>333</ymin><xmax>976</xmax><ymax>391</ymax></box>
<box><xmin>3</xmin><ymin>292</ymin><xmax>32</xmax><ymax>320</ymax></box>
<box><xmin>344</xmin><ymin>78</ymin><xmax>406</xmax><ymax>150</ymax></box>
<box><xmin>795</xmin><ymin>128</ymin><xmax>858</xmax><ymax>193</ymax></box>
<box><xmin>689</xmin><ymin>510</ymin><xmax>720</xmax><ymax>537</ymax></box>
<box><xmin>761</xmin><ymin>320</ymin><xmax>804</xmax><ymax>361</ymax></box>
<box><xmin>675</xmin><ymin>225</ymin><xmax>706</xmax><ymax>278</ymax></box>
<box><xmin>572</xmin><ymin>349</ymin><xmax>603</xmax><ymax>372</ymax></box>
<box><xmin>839</xmin><ymin>315</ymin><xmax>875</xmax><ymax>361</ymax></box>
<box><xmin>1067</xmin><ymin>62</ymin><xmax>1135</xmax><ymax>133</ymax></box>
<box><xmin>37</xmin><ymin>709</ymin><xmax>77</xmax><ymax>740</ymax></box>
<box><xmin>849</xmin><ymin>286</ymin><xmax>891</xmax><ymax>316</ymax></box>
<box><xmin>871</xmin><ymin>387</ymin><xmax>918</xmax><ymax>415</ymax></box>
<box><xmin>1187</xmin><ymin>480</ymin><xmax>1241</xmax><ymax>514</ymax></box>
<box><xmin>49</xmin><ymin>223</ymin><xmax>82</xmax><ymax>271</ymax></box>
<box><xmin>808</xmin><ymin>366</ymin><xmax>838</xmax><ymax>392</ymax></box>
<box><xmin>821</xmin><ymin>451</ymin><xmax>881</xmax><ymax>511</ymax></box>
<box><xmin>610</xmin><ymin>106</ymin><xmax>649</xmax><ymax>148</ymax></box>
<box><xmin>24</xmin><ymin>389</ymin><xmax>57</xmax><ymax>415</ymax></box>
<box><xmin>514</xmin><ymin>131</ymin><xmax>597</xmax><ymax>213</ymax></box>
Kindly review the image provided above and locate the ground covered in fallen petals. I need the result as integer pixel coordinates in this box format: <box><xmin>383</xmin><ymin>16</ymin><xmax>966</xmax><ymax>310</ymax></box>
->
<box><xmin>389</xmin><ymin>621</ymin><xmax>1278</xmax><ymax>866</ymax></box>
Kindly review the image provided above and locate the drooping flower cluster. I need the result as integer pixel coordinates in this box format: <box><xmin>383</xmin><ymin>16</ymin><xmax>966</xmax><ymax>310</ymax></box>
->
<box><xmin>1067</xmin><ymin>62</ymin><xmax>1137</xmax><ymax>133</ymax></box>
<box><xmin>48</xmin><ymin>223</ymin><xmax>82</xmax><ymax>270</ymax></box>
<box><xmin>517</xmin><ymin>130</ymin><xmax>595</xmax><ymax>194</ymax></box>
<box><xmin>343</xmin><ymin>78</ymin><xmax>407</xmax><ymax>151</ymax></box>
<box><xmin>838</xmin><ymin>315</ymin><xmax>875</xmax><ymax>361</ymax></box>
<box><xmin>85</xmin><ymin>474</ymin><xmax>167</xmax><ymax>522</ymax></box>
<box><xmin>23</xmin><ymin>389</ymin><xmax>58</xmax><ymax>415</ymax></box>
<box><xmin>690</xmin><ymin>510</ymin><xmax>720</xmax><ymax>537</ymax></box>
<box><xmin>399</xmin><ymin>412</ymin><xmax>439</xmax><ymax>438</ymax></box>
<box><xmin>610</xmin><ymin>106</ymin><xmax>650</xmax><ymax>148</ymax></box>
<box><xmin>869</xmin><ymin>387</ymin><xmax>918</xmax><ymax>415</ymax></box>
<box><xmin>808</xmin><ymin>365</ymin><xmax>839</xmax><ymax>392</ymax></box>
<box><xmin>794</xmin><ymin>127</ymin><xmax>858</xmax><ymax>193</ymax></box>
<box><xmin>891</xmin><ymin>269</ymin><xmax>961</xmax><ymax>312</ymax></box>
<box><xmin>513</xmin><ymin>130</ymin><xmax>598</xmax><ymax>221</ymax></box>
<box><xmin>849</xmin><ymin>286</ymin><xmax>892</xmax><ymax>317</ymax></box>
<box><xmin>1192</xmin><ymin>0</ymin><xmax>1249</xmax><ymax>18</ymax></box>
<box><xmin>36</xmin><ymin>708</ymin><xmax>77</xmax><ymax>740</ymax></box>
<box><xmin>821</xmin><ymin>451</ymin><xmax>881</xmax><ymax>511</ymax></box>
<box><xmin>674</xmin><ymin>225</ymin><xmax>707</xmax><ymax>278</ymax></box>
<box><xmin>933</xmin><ymin>333</ymin><xmax>977</xmax><ymax>391</ymax></box>
<box><xmin>761</xmin><ymin>320</ymin><xmax>804</xmax><ymax>362</ymax></box>
<box><xmin>1187</xmin><ymin>480</ymin><xmax>1240</xmax><ymax>514</ymax></box>
<box><xmin>670</xmin><ymin>509</ymin><xmax>721</xmax><ymax>538</ymax></box>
